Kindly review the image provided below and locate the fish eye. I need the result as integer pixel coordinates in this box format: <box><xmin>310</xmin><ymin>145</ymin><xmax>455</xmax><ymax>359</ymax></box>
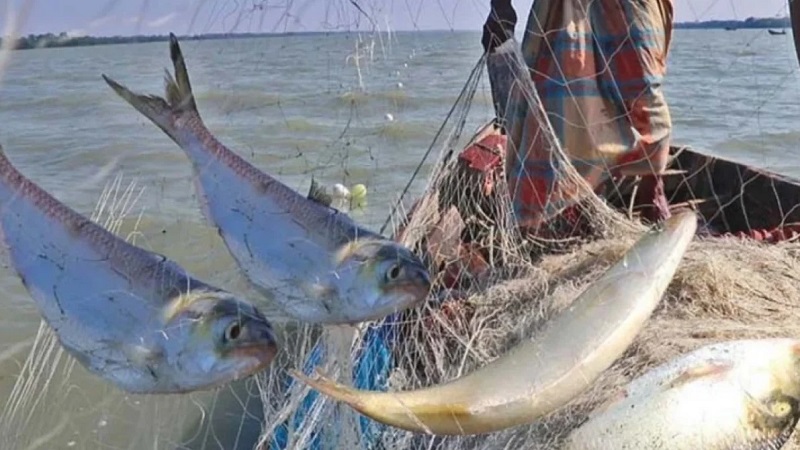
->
<box><xmin>771</xmin><ymin>400</ymin><xmax>792</xmax><ymax>417</ymax></box>
<box><xmin>385</xmin><ymin>263</ymin><xmax>403</xmax><ymax>282</ymax></box>
<box><xmin>224</xmin><ymin>321</ymin><xmax>242</xmax><ymax>343</ymax></box>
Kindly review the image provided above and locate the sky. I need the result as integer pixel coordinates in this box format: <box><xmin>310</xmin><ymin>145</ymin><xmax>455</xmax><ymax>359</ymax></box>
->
<box><xmin>2</xmin><ymin>0</ymin><xmax>793</xmax><ymax>37</ymax></box>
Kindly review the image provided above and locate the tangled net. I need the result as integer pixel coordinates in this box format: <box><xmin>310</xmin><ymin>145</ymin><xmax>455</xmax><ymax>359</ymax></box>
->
<box><xmin>249</xmin><ymin>36</ymin><xmax>800</xmax><ymax>450</ymax></box>
<box><xmin>3</xmin><ymin>2</ymin><xmax>800</xmax><ymax>449</ymax></box>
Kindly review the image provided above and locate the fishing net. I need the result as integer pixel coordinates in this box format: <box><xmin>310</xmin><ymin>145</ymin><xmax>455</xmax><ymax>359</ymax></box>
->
<box><xmin>2</xmin><ymin>0</ymin><xmax>800</xmax><ymax>449</ymax></box>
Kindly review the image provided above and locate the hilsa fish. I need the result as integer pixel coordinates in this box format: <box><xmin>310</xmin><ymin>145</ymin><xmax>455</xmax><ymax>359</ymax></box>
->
<box><xmin>291</xmin><ymin>211</ymin><xmax>697</xmax><ymax>435</ymax></box>
<box><xmin>103</xmin><ymin>34</ymin><xmax>430</xmax><ymax>325</ymax></box>
<box><xmin>0</xmin><ymin>145</ymin><xmax>277</xmax><ymax>394</ymax></box>
<box><xmin>563</xmin><ymin>339</ymin><xmax>800</xmax><ymax>449</ymax></box>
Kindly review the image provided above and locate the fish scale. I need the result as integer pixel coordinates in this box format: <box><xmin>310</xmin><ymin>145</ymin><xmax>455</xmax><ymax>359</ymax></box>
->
<box><xmin>0</xmin><ymin>144</ymin><xmax>277</xmax><ymax>394</ymax></box>
<box><xmin>104</xmin><ymin>34</ymin><xmax>431</xmax><ymax>325</ymax></box>
<box><xmin>563</xmin><ymin>339</ymin><xmax>800</xmax><ymax>450</ymax></box>
<box><xmin>180</xmin><ymin>109</ymin><xmax>372</xmax><ymax>250</ymax></box>
<box><xmin>0</xmin><ymin>152</ymin><xmax>202</xmax><ymax>299</ymax></box>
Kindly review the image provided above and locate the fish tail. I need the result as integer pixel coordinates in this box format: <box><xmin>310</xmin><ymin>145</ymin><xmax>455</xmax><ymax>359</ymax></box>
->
<box><xmin>102</xmin><ymin>33</ymin><xmax>200</xmax><ymax>142</ymax></box>
<box><xmin>0</xmin><ymin>144</ymin><xmax>23</xmax><ymax>177</ymax></box>
<box><xmin>290</xmin><ymin>369</ymin><xmax>364</xmax><ymax>408</ymax></box>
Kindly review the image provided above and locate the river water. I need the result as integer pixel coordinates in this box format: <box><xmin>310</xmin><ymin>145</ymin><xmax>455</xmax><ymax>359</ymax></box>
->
<box><xmin>0</xmin><ymin>28</ymin><xmax>799</xmax><ymax>449</ymax></box>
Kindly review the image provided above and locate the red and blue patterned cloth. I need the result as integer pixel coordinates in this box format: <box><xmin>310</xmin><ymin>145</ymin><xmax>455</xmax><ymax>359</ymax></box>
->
<box><xmin>486</xmin><ymin>0</ymin><xmax>674</xmax><ymax>228</ymax></box>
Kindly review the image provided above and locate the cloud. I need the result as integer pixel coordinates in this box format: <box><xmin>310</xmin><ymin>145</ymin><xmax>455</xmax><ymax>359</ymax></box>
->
<box><xmin>146</xmin><ymin>12</ymin><xmax>176</xmax><ymax>28</ymax></box>
<box><xmin>88</xmin><ymin>15</ymin><xmax>116</xmax><ymax>29</ymax></box>
<box><xmin>65</xmin><ymin>28</ymin><xmax>86</xmax><ymax>38</ymax></box>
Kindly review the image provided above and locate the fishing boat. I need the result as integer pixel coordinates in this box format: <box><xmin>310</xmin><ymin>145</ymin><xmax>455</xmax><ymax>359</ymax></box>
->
<box><xmin>389</xmin><ymin>3</ymin><xmax>800</xmax><ymax>293</ymax></box>
<box><xmin>182</xmin><ymin>3</ymin><xmax>800</xmax><ymax>449</ymax></box>
<box><xmin>604</xmin><ymin>144</ymin><xmax>800</xmax><ymax>241</ymax></box>
<box><xmin>396</xmin><ymin>2</ymin><xmax>800</xmax><ymax>255</ymax></box>
<box><xmin>422</xmin><ymin>125</ymin><xmax>800</xmax><ymax>247</ymax></box>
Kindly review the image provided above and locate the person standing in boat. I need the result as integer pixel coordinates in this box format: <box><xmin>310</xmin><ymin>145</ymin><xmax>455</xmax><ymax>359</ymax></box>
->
<box><xmin>482</xmin><ymin>0</ymin><xmax>674</xmax><ymax>229</ymax></box>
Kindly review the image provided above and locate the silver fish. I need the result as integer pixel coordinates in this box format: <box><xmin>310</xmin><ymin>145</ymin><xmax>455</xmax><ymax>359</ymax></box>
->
<box><xmin>564</xmin><ymin>339</ymin><xmax>800</xmax><ymax>450</ymax></box>
<box><xmin>102</xmin><ymin>34</ymin><xmax>431</xmax><ymax>325</ymax></box>
<box><xmin>0</xmin><ymin>145</ymin><xmax>277</xmax><ymax>394</ymax></box>
<box><xmin>291</xmin><ymin>210</ymin><xmax>697</xmax><ymax>435</ymax></box>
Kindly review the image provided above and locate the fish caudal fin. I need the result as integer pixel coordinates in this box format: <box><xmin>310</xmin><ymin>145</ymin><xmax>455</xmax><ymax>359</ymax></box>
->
<box><xmin>167</xmin><ymin>33</ymin><xmax>198</xmax><ymax>113</ymax></box>
<box><xmin>290</xmin><ymin>369</ymin><xmax>363</xmax><ymax>408</ymax></box>
<box><xmin>102</xmin><ymin>33</ymin><xmax>200</xmax><ymax>141</ymax></box>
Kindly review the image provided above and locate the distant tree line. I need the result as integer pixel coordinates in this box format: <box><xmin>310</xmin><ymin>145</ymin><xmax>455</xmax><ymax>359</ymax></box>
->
<box><xmin>0</xmin><ymin>31</ymin><xmax>310</xmax><ymax>51</ymax></box>
<box><xmin>675</xmin><ymin>16</ymin><xmax>791</xmax><ymax>30</ymax></box>
<box><xmin>0</xmin><ymin>16</ymin><xmax>794</xmax><ymax>51</ymax></box>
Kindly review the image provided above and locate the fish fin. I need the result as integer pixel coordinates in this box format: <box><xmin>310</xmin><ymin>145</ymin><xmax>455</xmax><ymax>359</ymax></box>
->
<box><xmin>665</xmin><ymin>361</ymin><xmax>732</xmax><ymax>390</ymax></box>
<box><xmin>125</xmin><ymin>343</ymin><xmax>164</xmax><ymax>367</ymax></box>
<box><xmin>291</xmin><ymin>369</ymin><xmax>363</xmax><ymax>407</ymax></box>
<box><xmin>102</xmin><ymin>74</ymin><xmax>177</xmax><ymax>140</ymax></box>
<box><xmin>167</xmin><ymin>33</ymin><xmax>199</xmax><ymax>113</ymax></box>
<box><xmin>102</xmin><ymin>33</ymin><xmax>199</xmax><ymax>141</ymax></box>
<box><xmin>61</xmin><ymin>340</ymin><xmax>96</xmax><ymax>371</ymax></box>
<box><xmin>0</xmin><ymin>144</ymin><xmax>9</xmax><ymax>165</ymax></box>
<box><xmin>307</xmin><ymin>177</ymin><xmax>333</xmax><ymax>207</ymax></box>
<box><xmin>304</xmin><ymin>280</ymin><xmax>337</xmax><ymax>302</ymax></box>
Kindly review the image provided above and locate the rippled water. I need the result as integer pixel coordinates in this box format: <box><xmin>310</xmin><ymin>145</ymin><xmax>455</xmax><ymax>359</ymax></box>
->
<box><xmin>0</xmin><ymin>28</ymin><xmax>798</xmax><ymax>449</ymax></box>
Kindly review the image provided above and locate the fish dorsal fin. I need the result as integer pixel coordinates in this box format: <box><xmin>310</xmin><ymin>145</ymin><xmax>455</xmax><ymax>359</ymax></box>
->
<box><xmin>308</xmin><ymin>177</ymin><xmax>333</xmax><ymax>207</ymax></box>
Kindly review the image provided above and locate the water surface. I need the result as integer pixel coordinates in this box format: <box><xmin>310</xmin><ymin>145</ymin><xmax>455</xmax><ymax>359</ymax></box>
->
<box><xmin>0</xmin><ymin>28</ymin><xmax>798</xmax><ymax>449</ymax></box>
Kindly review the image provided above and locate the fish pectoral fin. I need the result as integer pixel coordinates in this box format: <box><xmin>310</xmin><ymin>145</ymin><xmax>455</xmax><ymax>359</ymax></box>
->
<box><xmin>60</xmin><ymin>340</ymin><xmax>97</xmax><ymax>371</ymax></box>
<box><xmin>304</xmin><ymin>280</ymin><xmax>336</xmax><ymax>302</ymax></box>
<box><xmin>291</xmin><ymin>368</ymin><xmax>362</xmax><ymax>406</ymax></box>
<box><xmin>124</xmin><ymin>342</ymin><xmax>164</xmax><ymax>369</ymax></box>
<box><xmin>665</xmin><ymin>361</ymin><xmax>733</xmax><ymax>390</ymax></box>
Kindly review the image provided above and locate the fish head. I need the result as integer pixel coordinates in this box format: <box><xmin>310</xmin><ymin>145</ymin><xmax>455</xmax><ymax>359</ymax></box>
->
<box><xmin>162</xmin><ymin>290</ymin><xmax>278</xmax><ymax>390</ymax></box>
<box><xmin>741</xmin><ymin>340</ymin><xmax>800</xmax><ymax>436</ymax></box>
<box><xmin>768</xmin><ymin>340</ymin><xmax>800</xmax><ymax>400</ymax></box>
<box><xmin>334</xmin><ymin>239</ymin><xmax>431</xmax><ymax>320</ymax></box>
<box><xmin>744</xmin><ymin>388</ymin><xmax>800</xmax><ymax>440</ymax></box>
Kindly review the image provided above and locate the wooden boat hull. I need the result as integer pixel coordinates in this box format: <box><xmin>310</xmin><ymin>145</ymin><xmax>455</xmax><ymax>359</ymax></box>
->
<box><xmin>603</xmin><ymin>145</ymin><xmax>800</xmax><ymax>240</ymax></box>
<box><xmin>397</xmin><ymin>125</ymin><xmax>800</xmax><ymax>292</ymax></box>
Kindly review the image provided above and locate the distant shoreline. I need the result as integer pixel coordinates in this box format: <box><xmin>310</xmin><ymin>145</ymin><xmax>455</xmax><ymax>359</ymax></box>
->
<box><xmin>2</xmin><ymin>17</ymin><xmax>794</xmax><ymax>51</ymax></box>
<box><xmin>674</xmin><ymin>17</ymin><xmax>791</xmax><ymax>30</ymax></box>
<box><xmin>2</xmin><ymin>31</ymin><xmax>327</xmax><ymax>51</ymax></box>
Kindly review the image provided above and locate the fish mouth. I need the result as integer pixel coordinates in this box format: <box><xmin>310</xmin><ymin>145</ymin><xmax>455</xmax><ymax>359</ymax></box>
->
<box><xmin>400</xmin><ymin>283</ymin><xmax>431</xmax><ymax>302</ymax></box>
<box><xmin>790</xmin><ymin>341</ymin><xmax>800</xmax><ymax>356</ymax></box>
<box><xmin>392</xmin><ymin>269</ymin><xmax>432</xmax><ymax>305</ymax></box>
<box><xmin>409</xmin><ymin>264</ymin><xmax>432</xmax><ymax>296</ymax></box>
<box><xmin>232</xmin><ymin>341</ymin><xmax>279</xmax><ymax>375</ymax></box>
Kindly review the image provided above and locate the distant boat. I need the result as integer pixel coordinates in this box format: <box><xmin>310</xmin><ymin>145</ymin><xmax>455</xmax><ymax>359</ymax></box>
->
<box><xmin>724</xmin><ymin>26</ymin><xmax>737</xmax><ymax>31</ymax></box>
<box><xmin>768</xmin><ymin>29</ymin><xmax>787</xmax><ymax>35</ymax></box>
